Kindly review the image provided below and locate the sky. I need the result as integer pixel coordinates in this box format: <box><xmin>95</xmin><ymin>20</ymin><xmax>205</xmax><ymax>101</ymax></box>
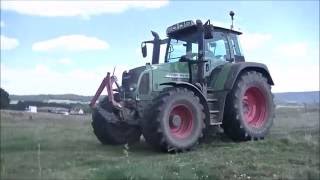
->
<box><xmin>0</xmin><ymin>1</ymin><xmax>319</xmax><ymax>95</ymax></box>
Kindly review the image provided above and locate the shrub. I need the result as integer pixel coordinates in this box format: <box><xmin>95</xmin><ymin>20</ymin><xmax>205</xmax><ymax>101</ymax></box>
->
<box><xmin>0</xmin><ymin>88</ymin><xmax>10</xmax><ymax>109</ymax></box>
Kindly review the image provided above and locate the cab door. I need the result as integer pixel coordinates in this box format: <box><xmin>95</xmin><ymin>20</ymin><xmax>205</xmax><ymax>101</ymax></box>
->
<box><xmin>203</xmin><ymin>31</ymin><xmax>231</xmax><ymax>78</ymax></box>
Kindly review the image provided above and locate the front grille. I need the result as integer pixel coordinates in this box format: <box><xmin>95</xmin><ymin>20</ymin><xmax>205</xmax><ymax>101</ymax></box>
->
<box><xmin>139</xmin><ymin>73</ymin><xmax>149</xmax><ymax>94</ymax></box>
<box><xmin>122</xmin><ymin>66</ymin><xmax>146</xmax><ymax>98</ymax></box>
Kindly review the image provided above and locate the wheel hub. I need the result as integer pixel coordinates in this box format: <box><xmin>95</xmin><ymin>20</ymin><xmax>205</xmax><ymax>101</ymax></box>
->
<box><xmin>169</xmin><ymin>104</ymin><xmax>194</xmax><ymax>139</ymax></box>
<box><xmin>242</xmin><ymin>87</ymin><xmax>267</xmax><ymax>128</ymax></box>
<box><xmin>170</xmin><ymin>115</ymin><xmax>182</xmax><ymax>128</ymax></box>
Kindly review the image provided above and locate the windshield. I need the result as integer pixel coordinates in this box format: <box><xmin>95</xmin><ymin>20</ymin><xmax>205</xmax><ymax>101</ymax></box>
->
<box><xmin>166</xmin><ymin>39</ymin><xmax>199</xmax><ymax>62</ymax></box>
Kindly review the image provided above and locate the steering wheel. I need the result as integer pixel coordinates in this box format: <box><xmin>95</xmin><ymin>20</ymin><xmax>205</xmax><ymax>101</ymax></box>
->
<box><xmin>214</xmin><ymin>55</ymin><xmax>224</xmax><ymax>59</ymax></box>
<box><xmin>205</xmin><ymin>50</ymin><xmax>214</xmax><ymax>59</ymax></box>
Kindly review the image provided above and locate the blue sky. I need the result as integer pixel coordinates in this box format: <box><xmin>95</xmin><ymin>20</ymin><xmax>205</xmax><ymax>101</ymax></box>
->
<box><xmin>1</xmin><ymin>1</ymin><xmax>319</xmax><ymax>95</ymax></box>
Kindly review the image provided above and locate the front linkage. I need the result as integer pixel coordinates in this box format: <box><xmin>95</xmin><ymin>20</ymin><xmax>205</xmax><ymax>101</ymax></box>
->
<box><xmin>90</xmin><ymin>72</ymin><xmax>121</xmax><ymax>109</ymax></box>
<box><xmin>90</xmin><ymin>72</ymin><xmax>138</xmax><ymax>125</ymax></box>
<box><xmin>90</xmin><ymin>71</ymin><xmax>142</xmax><ymax>145</ymax></box>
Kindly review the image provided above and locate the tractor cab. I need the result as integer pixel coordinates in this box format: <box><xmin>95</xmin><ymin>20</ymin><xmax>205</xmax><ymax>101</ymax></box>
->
<box><xmin>142</xmin><ymin>19</ymin><xmax>245</xmax><ymax>66</ymax></box>
<box><xmin>141</xmin><ymin>19</ymin><xmax>245</xmax><ymax>85</ymax></box>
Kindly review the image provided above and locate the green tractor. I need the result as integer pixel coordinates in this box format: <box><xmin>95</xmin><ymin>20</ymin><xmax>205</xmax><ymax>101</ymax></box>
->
<box><xmin>90</xmin><ymin>12</ymin><xmax>275</xmax><ymax>152</ymax></box>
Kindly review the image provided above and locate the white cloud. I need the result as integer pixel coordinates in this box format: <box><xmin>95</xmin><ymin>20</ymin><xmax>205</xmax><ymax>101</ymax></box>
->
<box><xmin>260</xmin><ymin>41</ymin><xmax>319</xmax><ymax>93</ymax></box>
<box><xmin>275</xmin><ymin>42</ymin><xmax>308</xmax><ymax>58</ymax></box>
<box><xmin>1</xmin><ymin>64</ymin><xmax>130</xmax><ymax>95</ymax></box>
<box><xmin>1</xmin><ymin>1</ymin><xmax>169</xmax><ymax>18</ymax></box>
<box><xmin>58</xmin><ymin>58</ymin><xmax>73</xmax><ymax>65</ymax></box>
<box><xmin>32</xmin><ymin>35</ymin><xmax>109</xmax><ymax>52</ymax></box>
<box><xmin>240</xmin><ymin>33</ymin><xmax>272</xmax><ymax>52</ymax></box>
<box><xmin>269</xmin><ymin>64</ymin><xmax>319</xmax><ymax>93</ymax></box>
<box><xmin>35</xmin><ymin>64</ymin><xmax>50</xmax><ymax>74</ymax></box>
<box><xmin>0</xmin><ymin>21</ymin><xmax>4</xmax><ymax>27</ymax></box>
<box><xmin>0</xmin><ymin>35</ymin><xmax>19</xmax><ymax>50</ymax></box>
<box><xmin>210</xmin><ymin>20</ymin><xmax>231</xmax><ymax>29</ymax></box>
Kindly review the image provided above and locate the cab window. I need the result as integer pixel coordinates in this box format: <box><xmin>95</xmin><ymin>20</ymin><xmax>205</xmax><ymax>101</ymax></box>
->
<box><xmin>167</xmin><ymin>39</ymin><xmax>198</xmax><ymax>62</ymax></box>
<box><xmin>204</xmin><ymin>32</ymin><xmax>229</xmax><ymax>61</ymax></box>
<box><xmin>230</xmin><ymin>34</ymin><xmax>243</xmax><ymax>56</ymax></box>
<box><xmin>230</xmin><ymin>34</ymin><xmax>245</xmax><ymax>62</ymax></box>
<box><xmin>166</xmin><ymin>30</ymin><xmax>200</xmax><ymax>63</ymax></box>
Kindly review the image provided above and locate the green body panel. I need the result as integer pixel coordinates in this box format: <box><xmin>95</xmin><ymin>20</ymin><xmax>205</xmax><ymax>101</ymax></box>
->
<box><xmin>211</xmin><ymin>63</ymin><xmax>232</xmax><ymax>90</ymax></box>
<box><xmin>151</xmin><ymin>61</ymin><xmax>190</xmax><ymax>91</ymax></box>
<box><xmin>133</xmin><ymin>61</ymin><xmax>194</xmax><ymax>101</ymax></box>
<box><xmin>204</xmin><ymin>58</ymin><xmax>229</xmax><ymax>88</ymax></box>
<box><xmin>133</xmin><ymin>60</ymin><xmax>234</xmax><ymax>100</ymax></box>
<box><xmin>135</xmin><ymin>65</ymin><xmax>153</xmax><ymax>101</ymax></box>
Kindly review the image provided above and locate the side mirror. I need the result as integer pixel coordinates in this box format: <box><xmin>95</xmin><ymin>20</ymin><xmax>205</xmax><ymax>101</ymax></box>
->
<box><xmin>141</xmin><ymin>43</ymin><xmax>147</xmax><ymax>58</ymax></box>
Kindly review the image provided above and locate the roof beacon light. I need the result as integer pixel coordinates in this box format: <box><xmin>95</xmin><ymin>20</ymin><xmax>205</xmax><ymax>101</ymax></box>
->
<box><xmin>229</xmin><ymin>11</ymin><xmax>235</xmax><ymax>30</ymax></box>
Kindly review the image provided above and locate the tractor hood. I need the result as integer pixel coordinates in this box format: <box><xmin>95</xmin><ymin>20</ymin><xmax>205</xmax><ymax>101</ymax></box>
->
<box><xmin>121</xmin><ymin>65</ymin><xmax>146</xmax><ymax>97</ymax></box>
<box><xmin>121</xmin><ymin>61</ymin><xmax>195</xmax><ymax>100</ymax></box>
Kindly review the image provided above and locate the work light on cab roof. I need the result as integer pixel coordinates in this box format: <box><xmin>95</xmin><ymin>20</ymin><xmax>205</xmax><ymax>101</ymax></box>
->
<box><xmin>166</xmin><ymin>20</ymin><xmax>195</xmax><ymax>35</ymax></box>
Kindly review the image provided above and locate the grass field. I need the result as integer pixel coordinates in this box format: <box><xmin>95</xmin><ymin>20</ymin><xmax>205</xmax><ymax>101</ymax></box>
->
<box><xmin>1</xmin><ymin>108</ymin><xmax>319</xmax><ymax>180</ymax></box>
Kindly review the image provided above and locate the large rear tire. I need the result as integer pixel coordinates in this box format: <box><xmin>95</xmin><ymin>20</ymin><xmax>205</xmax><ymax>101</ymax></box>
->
<box><xmin>222</xmin><ymin>71</ymin><xmax>275</xmax><ymax>141</ymax></box>
<box><xmin>91</xmin><ymin>96</ymin><xmax>141</xmax><ymax>145</ymax></box>
<box><xmin>141</xmin><ymin>88</ymin><xmax>206</xmax><ymax>152</ymax></box>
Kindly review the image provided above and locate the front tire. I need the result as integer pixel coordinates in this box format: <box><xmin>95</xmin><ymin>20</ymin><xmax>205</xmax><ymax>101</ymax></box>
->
<box><xmin>91</xmin><ymin>97</ymin><xmax>141</xmax><ymax>145</ymax></box>
<box><xmin>142</xmin><ymin>88</ymin><xmax>206</xmax><ymax>152</ymax></box>
<box><xmin>223</xmin><ymin>71</ymin><xmax>275</xmax><ymax>141</ymax></box>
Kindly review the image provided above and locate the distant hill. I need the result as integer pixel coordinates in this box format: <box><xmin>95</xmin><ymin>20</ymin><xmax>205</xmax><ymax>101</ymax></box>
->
<box><xmin>9</xmin><ymin>94</ymin><xmax>93</xmax><ymax>103</ymax></box>
<box><xmin>10</xmin><ymin>91</ymin><xmax>319</xmax><ymax>105</ymax></box>
<box><xmin>274</xmin><ymin>91</ymin><xmax>319</xmax><ymax>104</ymax></box>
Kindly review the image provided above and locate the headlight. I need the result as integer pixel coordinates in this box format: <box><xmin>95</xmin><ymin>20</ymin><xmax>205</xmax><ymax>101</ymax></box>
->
<box><xmin>129</xmin><ymin>84</ymin><xmax>136</xmax><ymax>91</ymax></box>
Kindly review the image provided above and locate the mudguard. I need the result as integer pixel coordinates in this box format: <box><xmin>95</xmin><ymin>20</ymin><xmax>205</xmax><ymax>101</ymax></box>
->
<box><xmin>213</xmin><ymin>62</ymin><xmax>274</xmax><ymax>91</ymax></box>
<box><xmin>160</xmin><ymin>81</ymin><xmax>206</xmax><ymax>101</ymax></box>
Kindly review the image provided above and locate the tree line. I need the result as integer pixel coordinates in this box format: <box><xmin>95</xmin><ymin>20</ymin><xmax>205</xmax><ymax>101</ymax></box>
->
<box><xmin>0</xmin><ymin>88</ymin><xmax>92</xmax><ymax>113</ymax></box>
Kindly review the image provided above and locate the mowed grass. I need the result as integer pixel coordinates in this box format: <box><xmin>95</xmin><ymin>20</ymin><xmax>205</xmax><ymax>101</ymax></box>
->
<box><xmin>1</xmin><ymin>108</ymin><xmax>319</xmax><ymax>180</ymax></box>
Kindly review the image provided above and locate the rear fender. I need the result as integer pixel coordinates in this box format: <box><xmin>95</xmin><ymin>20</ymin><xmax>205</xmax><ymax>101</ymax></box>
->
<box><xmin>213</xmin><ymin>62</ymin><xmax>274</xmax><ymax>91</ymax></box>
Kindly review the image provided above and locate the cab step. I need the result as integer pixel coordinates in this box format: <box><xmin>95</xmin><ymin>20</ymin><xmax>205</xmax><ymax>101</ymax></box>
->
<box><xmin>209</xmin><ymin>110</ymin><xmax>220</xmax><ymax>114</ymax></box>
<box><xmin>207</xmin><ymin>88</ymin><xmax>214</xmax><ymax>92</ymax></box>
<box><xmin>207</xmin><ymin>98</ymin><xmax>218</xmax><ymax>102</ymax></box>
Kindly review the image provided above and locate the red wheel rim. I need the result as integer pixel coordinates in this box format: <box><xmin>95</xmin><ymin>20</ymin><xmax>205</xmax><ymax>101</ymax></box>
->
<box><xmin>169</xmin><ymin>104</ymin><xmax>193</xmax><ymax>139</ymax></box>
<box><xmin>242</xmin><ymin>87</ymin><xmax>267</xmax><ymax>128</ymax></box>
